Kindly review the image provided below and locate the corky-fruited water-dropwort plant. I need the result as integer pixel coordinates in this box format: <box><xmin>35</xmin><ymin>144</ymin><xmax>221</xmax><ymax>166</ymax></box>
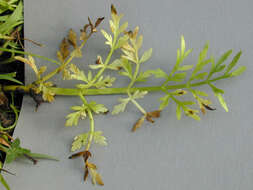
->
<box><xmin>0</xmin><ymin>5</ymin><xmax>246</xmax><ymax>186</ymax></box>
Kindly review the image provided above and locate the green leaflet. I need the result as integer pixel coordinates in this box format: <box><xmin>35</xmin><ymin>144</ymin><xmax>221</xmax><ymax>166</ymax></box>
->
<box><xmin>0</xmin><ymin>72</ymin><xmax>22</xmax><ymax>84</ymax></box>
<box><xmin>68</xmin><ymin>64</ymin><xmax>88</xmax><ymax>82</ymax></box>
<box><xmin>5</xmin><ymin>138</ymin><xmax>29</xmax><ymax>164</ymax></box>
<box><xmin>71</xmin><ymin>133</ymin><xmax>89</xmax><ymax>151</ymax></box>
<box><xmin>191</xmin><ymin>72</ymin><xmax>208</xmax><ymax>80</ymax></box>
<box><xmin>65</xmin><ymin>105</ymin><xmax>87</xmax><ymax>126</ymax></box>
<box><xmin>230</xmin><ymin>66</ymin><xmax>246</xmax><ymax>77</ymax></box>
<box><xmin>216</xmin><ymin>49</ymin><xmax>232</xmax><ymax>67</ymax></box>
<box><xmin>66</xmin><ymin>101</ymin><xmax>108</xmax><ymax>126</ymax></box>
<box><xmin>147</xmin><ymin>68</ymin><xmax>168</xmax><ymax>78</ymax></box>
<box><xmin>93</xmin><ymin>131</ymin><xmax>107</xmax><ymax>146</ymax></box>
<box><xmin>131</xmin><ymin>90</ymin><xmax>148</xmax><ymax>99</ymax></box>
<box><xmin>118</xmin><ymin>22</ymin><xmax>128</xmax><ymax>34</ymax></box>
<box><xmin>115</xmin><ymin>35</ymin><xmax>129</xmax><ymax>49</ymax></box>
<box><xmin>101</xmin><ymin>29</ymin><xmax>112</xmax><ymax>47</ymax></box>
<box><xmin>119</xmin><ymin>58</ymin><xmax>132</xmax><ymax>79</ymax></box>
<box><xmin>176</xmin><ymin>104</ymin><xmax>182</xmax><ymax>120</ymax></box>
<box><xmin>208</xmin><ymin>83</ymin><xmax>224</xmax><ymax>94</ymax></box>
<box><xmin>0</xmin><ymin>173</ymin><xmax>10</xmax><ymax>190</ymax></box>
<box><xmin>107</xmin><ymin>59</ymin><xmax>122</xmax><ymax>70</ymax></box>
<box><xmin>139</xmin><ymin>48</ymin><xmax>152</xmax><ymax>63</ymax></box>
<box><xmin>208</xmin><ymin>83</ymin><xmax>228</xmax><ymax>112</ymax></box>
<box><xmin>226</xmin><ymin>51</ymin><xmax>242</xmax><ymax>74</ymax></box>
<box><xmin>136</xmin><ymin>68</ymin><xmax>167</xmax><ymax>82</ymax></box>
<box><xmin>71</xmin><ymin>131</ymin><xmax>107</xmax><ymax>151</ymax></box>
<box><xmin>88</xmin><ymin>101</ymin><xmax>108</xmax><ymax>114</ymax></box>
<box><xmin>159</xmin><ymin>94</ymin><xmax>171</xmax><ymax>110</ymax></box>
<box><xmin>191</xmin><ymin>89</ymin><xmax>208</xmax><ymax>97</ymax></box>
<box><xmin>216</xmin><ymin>93</ymin><xmax>229</xmax><ymax>112</ymax></box>
<box><xmin>0</xmin><ymin>162</ymin><xmax>10</xmax><ymax>190</ymax></box>
<box><xmin>169</xmin><ymin>72</ymin><xmax>187</xmax><ymax>82</ymax></box>
<box><xmin>178</xmin><ymin>65</ymin><xmax>193</xmax><ymax>71</ymax></box>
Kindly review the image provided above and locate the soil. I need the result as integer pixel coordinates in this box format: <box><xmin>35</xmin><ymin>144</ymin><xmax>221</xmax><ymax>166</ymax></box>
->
<box><xmin>0</xmin><ymin>30</ymin><xmax>24</xmax><ymax>162</ymax></box>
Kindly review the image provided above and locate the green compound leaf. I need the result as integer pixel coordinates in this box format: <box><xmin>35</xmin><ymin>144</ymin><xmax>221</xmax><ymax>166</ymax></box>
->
<box><xmin>112</xmin><ymin>97</ymin><xmax>130</xmax><ymax>115</ymax></box>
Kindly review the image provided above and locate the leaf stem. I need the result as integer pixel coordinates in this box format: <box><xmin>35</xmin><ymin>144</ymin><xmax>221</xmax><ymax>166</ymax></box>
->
<box><xmin>128</xmin><ymin>63</ymin><xmax>140</xmax><ymax>90</ymax></box>
<box><xmin>3</xmin><ymin>75</ymin><xmax>231</xmax><ymax>96</ymax></box>
<box><xmin>79</xmin><ymin>93</ymin><xmax>94</xmax><ymax>151</ymax></box>
<box><xmin>86</xmin><ymin>109</ymin><xmax>94</xmax><ymax>151</ymax></box>
<box><xmin>130</xmin><ymin>99</ymin><xmax>146</xmax><ymax>115</ymax></box>
<box><xmin>89</xmin><ymin>33</ymin><xmax>117</xmax><ymax>85</ymax></box>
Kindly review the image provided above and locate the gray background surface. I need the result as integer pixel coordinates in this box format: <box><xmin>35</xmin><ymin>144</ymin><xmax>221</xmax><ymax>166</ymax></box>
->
<box><xmin>5</xmin><ymin>0</ymin><xmax>253</xmax><ymax>189</ymax></box>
